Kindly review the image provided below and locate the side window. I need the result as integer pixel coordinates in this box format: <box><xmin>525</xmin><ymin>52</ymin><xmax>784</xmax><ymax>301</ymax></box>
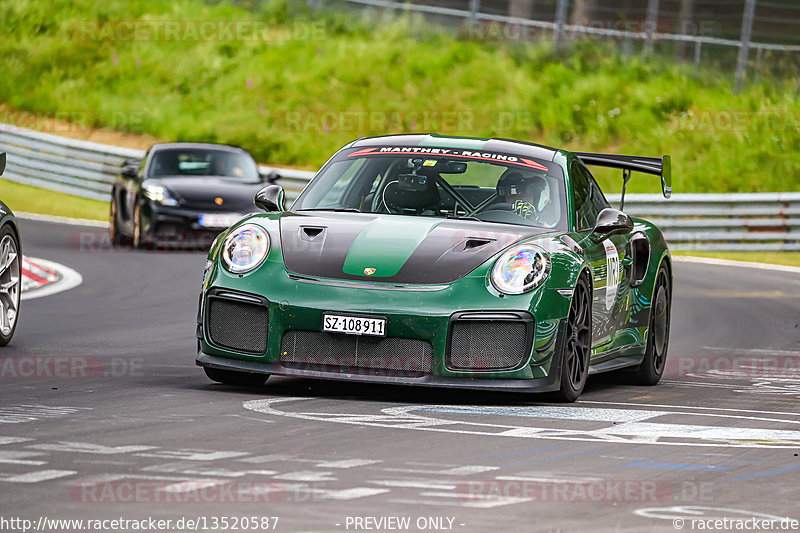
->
<box><xmin>587</xmin><ymin>173</ymin><xmax>610</xmax><ymax>218</ymax></box>
<box><xmin>571</xmin><ymin>162</ymin><xmax>592</xmax><ymax>231</ymax></box>
<box><xmin>571</xmin><ymin>162</ymin><xmax>609</xmax><ymax>231</ymax></box>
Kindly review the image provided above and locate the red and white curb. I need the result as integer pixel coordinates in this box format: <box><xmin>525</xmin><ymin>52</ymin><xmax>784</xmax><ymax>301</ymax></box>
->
<box><xmin>21</xmin><ymin>257</ymin><xmax>83</xmax><ymax>300</ymax></box>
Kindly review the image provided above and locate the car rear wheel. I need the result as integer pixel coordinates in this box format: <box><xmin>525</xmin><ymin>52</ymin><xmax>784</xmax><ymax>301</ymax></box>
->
<box><xmin>0</xmin><ymin>225</ymin><xmax>21</xmax><ymax>346</ymax></box>
<box><xmin>630</xmin><ymin>263</ymin><xmax>671</xmax><ymax>385</ymax></box>
<box><xmin>553</xmin><ymin>274</ymin><xmax>592</xmax><ymax>402</ymax></box>
<box><xmin>204</xmin><ymin>367</ymin><xmax>268</xmax><ymax>387</ymax></box>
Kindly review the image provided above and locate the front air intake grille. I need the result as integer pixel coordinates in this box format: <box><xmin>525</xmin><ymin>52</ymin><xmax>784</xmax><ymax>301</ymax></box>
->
<box><xmin>448</xmin><ymin>317</ymin><xmax>532</xmax><ymax>371</ymax></box>
<box><xmin>280</xmin><ymin>330</ymin><xmax>432</xmax><ymax>377</ymax></box>
<box><xmin>206</xmin><ymin>296</ymin><xmax>269</xmax><ymax>354</ymax></box>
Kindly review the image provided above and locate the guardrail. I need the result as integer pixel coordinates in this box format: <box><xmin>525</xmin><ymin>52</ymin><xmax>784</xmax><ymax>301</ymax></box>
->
<box><xmin>0</xmin><ymin>123</ymin><xmax>315</xmax><ymax>202</ymax></box>
<box><xmin>607</xmin><ymin>193</ymin><xmax>800</xmax><ymax>251</ymax></box>
<box><xmin>1</xmin><ymin>123</ymin><xmax>798</xmax><ymax>251</ymax></box>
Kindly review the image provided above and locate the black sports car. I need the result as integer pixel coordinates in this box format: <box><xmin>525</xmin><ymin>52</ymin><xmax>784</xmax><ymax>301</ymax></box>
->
<box><xmin>109</xmin><ymin>143</ymin><xmax>278</xmax><ymax>248</ymax></box>
<box><xmin>0</xmin><ymin>153</ymin><xmax>22</xmax><ymax>346</ymax></box>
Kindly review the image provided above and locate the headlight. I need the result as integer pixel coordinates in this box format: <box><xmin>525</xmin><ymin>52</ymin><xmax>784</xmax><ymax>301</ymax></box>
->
<box><xmin>221</xmin><ymin>224</ymin><xmax>270</xmax><ymax>273</ymax></box>
<box><xmin>142</xmin><ymin>182</ymin><xmax>178</xmax><ymax>206</ymax></box>
<box><xmin>491</xmin><ymin>245</ymin><xmax>550</xmax><ymax>295</ymax></box>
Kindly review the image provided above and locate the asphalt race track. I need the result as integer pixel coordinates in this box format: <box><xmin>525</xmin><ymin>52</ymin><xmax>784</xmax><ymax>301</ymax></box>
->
<box><xmin>2</xmin><ymin>218</ymin><xmax>799</xmax><ymax>533</ymax></box>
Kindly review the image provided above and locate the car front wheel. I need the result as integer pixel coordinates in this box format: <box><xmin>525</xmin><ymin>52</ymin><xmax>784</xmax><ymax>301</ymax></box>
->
<box><xmin>0</xmin><ymin>225</ymin><xmax>21</xmax><ymax>346</ymax></box>
<box><xmin>553</xmin><ymin>274</ymin><xmax>592</xmax><ymax>402</ymax></box>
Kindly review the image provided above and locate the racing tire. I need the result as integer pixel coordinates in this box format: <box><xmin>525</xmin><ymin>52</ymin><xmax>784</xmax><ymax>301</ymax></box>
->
<box><xmin>132</xmin><ymin>202</ymin><xmax>147</xmax><ymax>249</ymax></box>
<box><xmin>552</xmin><ymin>274</ymin><xmax>592</xmax><ymax>402</ymax></box>
<box><xmin>204</xmin><ymin>367</ymin><xmax>268</xmax><ymax>387</ymax></box>
<box><xmin>629</xmin><ymin>263</ymin><xmax>671</xmax><ymax>385</ymax></box>
<box><xmin>108</xmin><ymin>196</ymin><xmax>131</xmax><ymax>247</ymax></box>
<box><xmin>0</xmin><ymin>225</ymin><xmax>22</xmax><ymax>346</ymax></box>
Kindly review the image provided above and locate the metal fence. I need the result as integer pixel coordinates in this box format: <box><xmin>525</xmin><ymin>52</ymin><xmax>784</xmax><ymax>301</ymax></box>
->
<box><xmin>1</xmin><ymin>123</ymin><xmax>798</xmax><ymax>251</ymax></box>
<box><xmin>323</xmin><ymin>0</ymin><xmax>800</xmax><ymax>92</ymax></box>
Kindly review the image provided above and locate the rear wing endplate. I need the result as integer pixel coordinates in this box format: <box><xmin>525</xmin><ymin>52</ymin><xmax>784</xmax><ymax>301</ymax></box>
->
<box><xmin>575</xmin><ymin>152</ymin><xmax>672</xmax><ymax>199</ymax></box>
<box><xmin>0</xmin><ymin>153</ymin><xmax>5</xmax><ymax>175</ymax></box>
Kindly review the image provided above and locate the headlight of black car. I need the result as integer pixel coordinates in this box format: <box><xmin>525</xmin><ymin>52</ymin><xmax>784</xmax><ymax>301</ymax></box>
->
<box><xmin>142</xmin><ymin>181</ymin><xmax>179</xmax><ymax>206</ymax></box>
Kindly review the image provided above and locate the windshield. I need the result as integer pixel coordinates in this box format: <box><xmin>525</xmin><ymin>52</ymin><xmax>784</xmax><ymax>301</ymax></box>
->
<box><xmin>148</xmin><ymin>148</ymin><xmax>259</xmax><ymax>180</ymax></box>
<box><xmin>293</xmin><ymin>147</ymin><xmax>567</xmax><ymax>229</ymax></box>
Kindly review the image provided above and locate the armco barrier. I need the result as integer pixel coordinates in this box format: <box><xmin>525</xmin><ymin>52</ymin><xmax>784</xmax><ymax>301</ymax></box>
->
<box><xmin>1</xmin><ymin>123</ymin><xmax>797</xmax><ymax>251</ymax></box>
<box><xmin>0</xmin><ymin>123</ymin><xmax>314</xmax><ymax>202</ymax></box>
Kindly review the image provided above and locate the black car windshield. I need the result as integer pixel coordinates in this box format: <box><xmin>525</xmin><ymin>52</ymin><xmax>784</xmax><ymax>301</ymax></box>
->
<box><xmin>293</xmin><ymin>149</ymin><xmax>567</xmax><ymax>229</ymax></box>
<box><xmin>148</xmin><ymin>148</ymin><xmax>259</xmax><ymax>180</ymax></box>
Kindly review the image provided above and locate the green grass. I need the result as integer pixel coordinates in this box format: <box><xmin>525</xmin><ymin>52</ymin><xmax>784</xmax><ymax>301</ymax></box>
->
<box><xmin>1</xmin><ymin>0</ymin><xmax>799</xmax><ymax>195</ymax></box>
<box><xmin>0</xmin><ymin>180</ymin><xmax>109</xmax><ymax>221</ymax></box>
<box><xmin>673</xmin><ymin>250</ymin><xmax>800</xmax><ymax>268</ymax></box>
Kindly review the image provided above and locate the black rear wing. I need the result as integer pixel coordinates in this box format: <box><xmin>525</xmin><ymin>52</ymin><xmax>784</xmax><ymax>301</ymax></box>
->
<box><xmin>0</xmin><ymin>152</ymin><xmax>5</xmax><ymax>175</ymax></box>
<box><xmin>575</xmin><ymin>152</ymin><xmax>672</xmax><ymax>199</ymax></box>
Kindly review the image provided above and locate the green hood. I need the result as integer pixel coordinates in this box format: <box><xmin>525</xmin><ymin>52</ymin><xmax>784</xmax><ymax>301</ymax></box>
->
<box><xmin>279</xmin><ymin>212</ymin><xmax>550</xmax><ymax>284</ymax></box>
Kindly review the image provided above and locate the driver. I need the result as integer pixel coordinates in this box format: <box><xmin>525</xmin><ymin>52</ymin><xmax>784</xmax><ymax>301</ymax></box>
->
<box><xmin>496</xmin><ymin>170</ymin><xmax>550</xmax><ymax>223</ymax></box>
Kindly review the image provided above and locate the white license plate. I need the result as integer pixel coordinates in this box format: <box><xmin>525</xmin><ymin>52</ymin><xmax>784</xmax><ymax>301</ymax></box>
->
<box><xmin>198</xmin><ymin>213</ymin><xmax>242</xmax><ymax>228</ymax></box>
<box><xmin>323</xmin><ymin>314</ymin><xmax>386</xmax><ymax>337</ymax></box>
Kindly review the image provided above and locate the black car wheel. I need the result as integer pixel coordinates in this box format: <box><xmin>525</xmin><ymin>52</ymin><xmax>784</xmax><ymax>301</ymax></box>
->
<box><xmin>630</xmin><ymin>263</ymin><xmax>671</xmax><ymax>385</ymax></box>
<box><xmin>553</xmin><ymin>274</ymin><xmax>592</xmax><ymax>402</ymax></box>
<box><xmin>109</xmin><ymin>196</ymin><xmax>131</xmax><ymax>246</ymax></box>
<box><xmin>132</xmin><ymin>202</ymin><xmax>145</xmax><ymax>249</ymax></box>
<box><xmin>204</xmin><ymin>367</ymin><xmax>268</xmax><ymax>387</ymax></box>
<box><xmin>0</xmin><ymin>225</ymin><xmax>21</xmax><ymax>346</ymax></box>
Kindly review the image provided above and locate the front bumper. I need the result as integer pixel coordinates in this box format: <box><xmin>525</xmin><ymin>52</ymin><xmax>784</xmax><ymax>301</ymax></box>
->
<box><xmin>143</xmin><ymin>203</ymin><xmax>253</xmax><ymax>235</ymax></box>
<box><xmin>196</xmin><ymin>351</ymin><xmax>563</xmax><ymax>392</ymax></box>
<box><xmin>196</xmin><ymin>265</ymin><xmax>571</xmax><ymax>390</ymax></box>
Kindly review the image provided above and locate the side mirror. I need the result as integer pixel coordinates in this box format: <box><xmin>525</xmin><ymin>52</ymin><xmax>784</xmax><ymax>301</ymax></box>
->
<box><xmin>0</xmin><ymin>152</ymin><xmax>5</xmax><ymax>175</ymax></box>
<box><xmin>255</xmin><ymin>184</ymin><xmax>285</xmax><ymax>212</ymax></box>
<box><xmin>260</xmin><ymin>170</ymin><xmax>281</xmax><ymax>183</ymax></box>
<box><xmin>590</xmin><ymin>208</ymin><xmax>633</xmax><ymax>242</ymax></box>
<box><xmin>121</xmin><ymin>165</ymin><xmax>138</xmax><ymax>179</ymax></box>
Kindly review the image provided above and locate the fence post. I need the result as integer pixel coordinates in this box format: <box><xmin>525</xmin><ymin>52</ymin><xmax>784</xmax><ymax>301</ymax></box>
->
<box><xmin>643</xmin><ymin>0</ymin><xmax>660</xmax><ymax>56</ymax></box>
<box><xmin>554</xmin><ymin>0</ymin><xmax>568</xmax><ymax>50</ymax></box>
<box><xmin>693</xmin><ymin>41</ymin><xmax>702</xmax><ymax>73</ymax></box>
<box><xmin>734</xmin><ymin>0</ymin><xmax>757</xmax><ymax>94</ymax></box>
<box><xmin>469</xmin><ymin>0</ymin><xmax>480</xmax><ymax>19</ymax></box>
<box><xmin>753</xmin><ymin>47</ymin><xmax>764</xmax><ymax>84</ymax></box>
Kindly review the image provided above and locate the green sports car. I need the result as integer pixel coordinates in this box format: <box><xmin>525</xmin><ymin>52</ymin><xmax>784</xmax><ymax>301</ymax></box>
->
<box><xmin>196</xmin><ymin>134</ymin><xmax>672</xmax><ymax>401</ymax></box>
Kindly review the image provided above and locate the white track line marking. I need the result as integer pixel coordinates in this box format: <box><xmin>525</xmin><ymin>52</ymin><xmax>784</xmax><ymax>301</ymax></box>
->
<box><xmin>579</xmin><ymin>400</ymin><xmax>800</xmax><ymax>418</ymax></box>
<box><xmin>135</xmin><ymin>450</ymin><xmax>249</xmax><ymax>461</ymax></box>
<box><xmin>0</xmin><ymin>469</ymin><xmax>76</xmax><ymax>483</ymax></box>
<box><xmin>674</xmin><ymin>255</ymin><xmax>800</xmax><ymax>274</ymax></box>
<box><xmin>273</xmin><ymin>471</ymin><xmax>336</xmax><ymax>482</ymax></box>
<box><xmin>0</xmin><ymin>405</ymin><xmax>90</xmax><ymax>424</ymax></box>
<box><xmin>16</xmin><ymin>212</ymin><xmax>108</xmax><ymax>228</ymax></box>
<box><xmin>28</xmin><ymin>442</ymin><xmax>156</xmax><ymax>454</ymax></box>
<box><xmin>370</xmin><ymin>480</ymin><xmax>458</xmax><ymax>490</ymax></box>
<box><xmin>244</xmin><ymin>398</ymin><xmax>800</xmax><ymax>449</ymax></box>
<box><xmin>0</xmin><ymin>437</ymin><xmax>33</xmax><ymax>445</ymax></box>
<box><xmin>0</xmin><ymin>451</ymin><xmax>48</xmax><ymax>466</ymax></box>
<box><xmin>316</xmin><ymin>459</ymin><xmax>381</xmax><ymax>469</ymax></box>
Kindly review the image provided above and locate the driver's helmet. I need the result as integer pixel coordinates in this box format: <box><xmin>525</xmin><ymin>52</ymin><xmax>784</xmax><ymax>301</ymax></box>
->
<box><xmin>496</xmin><ymin>170</ymin><xmax>549</xmax><ymax>219</ymax></box>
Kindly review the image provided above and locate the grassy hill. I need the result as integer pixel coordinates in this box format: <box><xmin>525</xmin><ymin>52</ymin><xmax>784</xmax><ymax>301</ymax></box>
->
<box><xmin>2</xmin><ymin>0</ymin><xmax>798</xmax><ymax>194</ymax></box>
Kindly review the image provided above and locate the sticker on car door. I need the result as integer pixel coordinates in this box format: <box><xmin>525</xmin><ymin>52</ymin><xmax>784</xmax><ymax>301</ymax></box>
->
<box><xmin>604</xmin><ymin>240</ymin><xmax>620</xmax><ymax>310</ymax></box>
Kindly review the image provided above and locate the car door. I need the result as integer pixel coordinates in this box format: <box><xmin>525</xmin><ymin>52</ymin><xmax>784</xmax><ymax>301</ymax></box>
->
<box><xmin>570</xmin><ymin>161</ymin><xmax>632</xmax><ymax>348</ymax></box>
